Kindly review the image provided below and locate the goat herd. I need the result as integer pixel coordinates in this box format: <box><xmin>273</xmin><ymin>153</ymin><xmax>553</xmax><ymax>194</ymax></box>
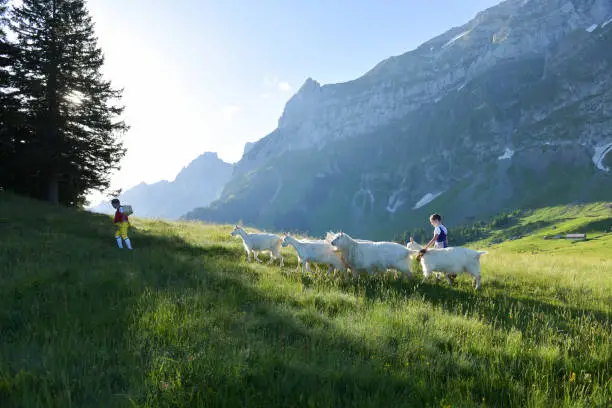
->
<box><xmin>231</xmin><ymin>225</ymin><xmax>487</xmax><ymax>290</ymax></box>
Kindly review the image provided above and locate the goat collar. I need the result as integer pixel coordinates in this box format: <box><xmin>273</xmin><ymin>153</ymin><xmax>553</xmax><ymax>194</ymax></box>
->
<box><xmin>416</xmin><ymin>248</ymin><xmax>428</xmax><ymax>262</ymax></box>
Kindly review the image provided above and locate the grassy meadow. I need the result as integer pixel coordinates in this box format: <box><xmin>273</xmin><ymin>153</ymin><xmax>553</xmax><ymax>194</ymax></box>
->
<box><xmin>0</xmin><ymin>193</ymin><xmax>610</xmax><ymax>407</ymax></box>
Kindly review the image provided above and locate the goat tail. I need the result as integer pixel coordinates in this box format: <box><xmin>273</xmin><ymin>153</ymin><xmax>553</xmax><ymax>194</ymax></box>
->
<box><xmin>476</xmin><ymin>251</ymin><xmax>488</xmax><ymax>258</ymax></box>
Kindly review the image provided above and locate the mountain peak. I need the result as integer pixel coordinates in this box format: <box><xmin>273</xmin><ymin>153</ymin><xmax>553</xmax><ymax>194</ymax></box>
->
<box><xmin>297</xmin><ymin>77</ymin><xmax>321</xmax><ymax>93</ymax></box>
<box><xmin>89</xmin><ymin>150</ymin><xmax>233</xmax><ymax>219</ymax></box>
<box><xmin>277</xmin><ymin>77</ymin><xmax>322</xmax><ymax>129</ymax></box>
<box><xmin>199</xmin><ymin>151</ymin><xmax>220</xmax><ymax>161</ymax></box>
<box><xmin>176</xmin><ymin>151</ymin><xmax>230</xmax><ymax>180</ymax></box>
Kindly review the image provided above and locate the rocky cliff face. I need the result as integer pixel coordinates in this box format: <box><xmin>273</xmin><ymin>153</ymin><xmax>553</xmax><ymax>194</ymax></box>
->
<box><xmin>90</xmin><ymin>152</ymin><xmax>233</xmax><ymax>220</ymax></box>
<box><xmin>186</xmin><ymin>0</ymin><xmax>612</xmax><ymax>239</ymax></box>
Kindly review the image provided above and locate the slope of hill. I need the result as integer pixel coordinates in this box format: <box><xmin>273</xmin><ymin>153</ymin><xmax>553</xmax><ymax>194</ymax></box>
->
<box><xmin>90</xmin><ymin>152</ymin><xmax>232</xmax><ymax>220</ymax></box>
<box><xmin>472</xmin><ymin>202</ymin><xmax>612</xmax><ymax>251</ymax></box>
<box><xmin>400</xmin><ymin>202</ymin><xmax>612</xmax><ymax>252</ymax></box>
<box><xmin>1</xmin><ymin>193</ymin><xmax>610</xmax><ymax>407</ymax></box>
<box><xmin>185</xmin><ymin>0</ymin><xmax>612</xmax><ymax>239</ymax></box>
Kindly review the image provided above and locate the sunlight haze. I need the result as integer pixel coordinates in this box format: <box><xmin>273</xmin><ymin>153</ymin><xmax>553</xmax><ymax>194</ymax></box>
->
<box><xmin>86</xmin><ymin>0</ymin><xmax>501</xmax><ymax>204</ymax></box>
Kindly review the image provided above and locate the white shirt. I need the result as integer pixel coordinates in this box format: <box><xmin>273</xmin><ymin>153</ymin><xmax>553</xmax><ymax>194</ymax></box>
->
<box><xmin>434</xmin><ymin>225</ymin><xmax>447</xmax><ymax>237</ymax></box>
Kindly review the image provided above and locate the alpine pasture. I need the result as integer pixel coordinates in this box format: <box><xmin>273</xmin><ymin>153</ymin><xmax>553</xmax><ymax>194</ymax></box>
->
<box><xmin>0</xmin><ymin>193</ymin><xmax>610</xmax><ymax>407</ymax></box>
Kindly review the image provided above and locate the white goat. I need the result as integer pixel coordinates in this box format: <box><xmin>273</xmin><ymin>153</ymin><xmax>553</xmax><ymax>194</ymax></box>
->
<box><xmin>282</xmin><ymin>235</ymin><xmax>347</xmax><ymax>275</ymax></box>
<box><xmin>230</xmin><ymin>225</ymin><xmax>284</xmax><ymax>266</ymax></box>
<box><xmin>326</xmin><ymin>231</ymin><xmax>372</xmax><ymax>244</ymax></box>
<box><xmin>408</xmin><ymin>246</ymin><xmax>487</xmax><ymax>290</ymax></box>
<box><xmin>327</xmin><ymin>232</ymin><xmax>413</xmax><ymax>278</ymax></box>
<box><xmin>406</xmin><ymin>237</ymin><xmax>457</xmax><ymax>282</ymax></box>
<box><xmin>407</xmin><ymin>237</ymin><xmax>452</xmax><ymax>282</ymax></box>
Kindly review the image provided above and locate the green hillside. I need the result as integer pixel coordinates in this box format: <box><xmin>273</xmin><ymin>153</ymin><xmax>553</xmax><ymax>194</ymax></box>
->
<box><xmin>472</xmin><ymin>203</ymin><xmax>612</xmax><ymax>253</ymax></box>
<box><xmin>0</xmin><ymin>193</ymin><xmax>610</xmax><ymax>407</ymax></box>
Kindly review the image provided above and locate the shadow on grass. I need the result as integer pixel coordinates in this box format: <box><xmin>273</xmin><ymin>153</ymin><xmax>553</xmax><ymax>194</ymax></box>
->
<box><xmin>125</xmin><ymin>233</ymin><xmax>562</xmax><ymax>407</ymax></box>
<box><xmin>0</xmin><ymin>222</ymin><xmax>428</xmax><ymax>407</ymax></box>
<box><xmin>330</xmin><ymin>269</ymin><xmax>611</xmax><ymax>336</ymax></box>
<box><xmin>571</xmin><ymin>217</ymin><xmax>612</xmax><ymax>233</ymax></box>
<box><xmin>115</xmin><ymin>231</ymin><xmax>447</xmax><ymax>407</ymax></box>
<box><xmin>0</xmin><ymin>213</ymin><xmax>605</xmax><ymax>408</ymax></box>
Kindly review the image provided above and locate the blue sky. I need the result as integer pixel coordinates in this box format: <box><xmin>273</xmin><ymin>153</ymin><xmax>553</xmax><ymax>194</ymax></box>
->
<box><xmin>86</xmin><ymin>0</ymin><xmax>501</xmax><ymax>203</ymax></box>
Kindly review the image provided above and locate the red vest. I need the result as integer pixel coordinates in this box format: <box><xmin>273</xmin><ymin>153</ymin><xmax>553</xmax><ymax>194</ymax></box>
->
<box><xmin>114</xmin><ymin>208</ymin><xmax>128</xmax><ymax>223</ymax></box>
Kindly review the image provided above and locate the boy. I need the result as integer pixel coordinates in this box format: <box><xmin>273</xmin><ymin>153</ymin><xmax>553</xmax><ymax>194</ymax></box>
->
<box><xmin>423</xmin><ymin>213</ymin><xmax>448</xmax><ymax>250</ymax></box>
<box><xmin>111</xmin><ymin>198</ymin><xmax>133</xmax><ymax>250</ymax></box>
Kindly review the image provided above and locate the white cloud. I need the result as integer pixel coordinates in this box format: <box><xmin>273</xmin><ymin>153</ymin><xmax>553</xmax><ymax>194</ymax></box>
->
<box><xmin>220</xmin><ymin>105</ymin><xmax>242</xmax><ymax>120</ymax></box>
<box><xmin>264</xmin><ymin>76</ymin><xmax>292</xmax><ymax>93</ymax></box>
<box><xmin>260</xmin><ymin>93</ymin><xmax>271</xmax><ymax>100</ymax></box>
<box><xmin>277</xmin><ymin>81</ymin><xmax>292</xmax><ymax>92</ymax></box>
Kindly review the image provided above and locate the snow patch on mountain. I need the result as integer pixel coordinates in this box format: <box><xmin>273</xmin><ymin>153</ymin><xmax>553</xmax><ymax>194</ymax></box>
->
<box><xmin>593</xmin><ymin>142</ymin><xmax>612</xmax><ymax>172</ymax></box>
<box><xmin>498</xmin><ymin>148</ymin><xmax>515</xmax><ymax>160</ymax></box>
<box><xmin>386</xmin><ymin>188</ymin><xmax>406</xmax><ymax>214</ymax></box>
<box><xmin>442</xmin><ymin>30</ymin><xmax>471</xmax><ymax>49</ymax></box>
<box><xmin>413</xmin><ymin>192</ymin><xmax>444</xmax><ymax>210</ymax></box>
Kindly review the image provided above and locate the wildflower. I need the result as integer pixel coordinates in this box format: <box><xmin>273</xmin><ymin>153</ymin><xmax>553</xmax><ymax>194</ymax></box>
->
<box><xmin>569</xmin><ymin>372</ymin><xmax>576</xmax><ymax>383</ymax></box>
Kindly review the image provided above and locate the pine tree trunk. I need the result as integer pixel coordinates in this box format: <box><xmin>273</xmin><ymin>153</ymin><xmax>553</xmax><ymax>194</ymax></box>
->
<box><xmin>46</xmin><ymin>22</ymin><xmax>59</xmax><ymax>205</ymax></box>
<box><xmin>48</xmin><ymin>173</ymin><xmax>59</xmax><ymax>204</ymax></box>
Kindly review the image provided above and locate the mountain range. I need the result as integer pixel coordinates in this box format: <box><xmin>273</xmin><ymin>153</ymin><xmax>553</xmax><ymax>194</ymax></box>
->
<box><xmin>182</xmin><ymin>0</ymin><xmax>612</xmax><ymax>239</ymax></box>
<box><xmin>89</xmin><ymin>152</ymin><xmax>232</xmax><ymax>220</ymax></box>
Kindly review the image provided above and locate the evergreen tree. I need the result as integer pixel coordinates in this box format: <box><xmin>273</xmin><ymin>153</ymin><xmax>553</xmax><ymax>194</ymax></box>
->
<box><xmin>0</xmin><ymin>0</ymin><xmax>10</xmax><ymax>113</ymax></box>
<box><xmin>0</xmin><ymin>0</ymin><xmax>21</xmax><ymax>192</ymax></box>
<box><xmin>0</xmin><ymin>0</ymin><xmax>6</xmax><ymax>39</ymax></box>
<box><xmin>10</xmin><ymin>0</ymin><xmax>127</xmax><ymax>205</ymax></box>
